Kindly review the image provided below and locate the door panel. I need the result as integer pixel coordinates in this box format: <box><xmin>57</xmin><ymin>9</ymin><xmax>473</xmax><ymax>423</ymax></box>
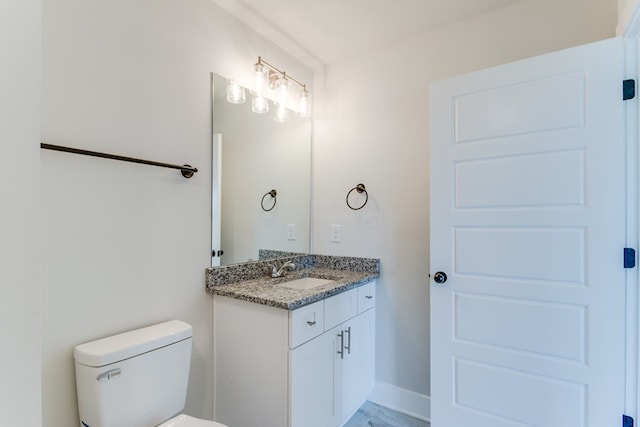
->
<box><xmin>454</xmin><ymin>150</ymin><xmax>586</xmax><ymax>209</ymax></box>
<box><xmin>454</xmin><ymin>227</ymin><xmax>586</xmax><ymax>283</ymax></box>
<box><xmin>430</xmin><ymin>37</ymin><xmax>626</xmax><ymax>426</ymax></box>
<box><xmin>454</xmin><ymin>292</ymin><xmax>586</xmax><ymax>362</ymax></box>
<box><xmin>454</xmin><ymin>71</ymin><xmax>586</xmax><ymax>143</ymax></box>
<box><xmin>454</xmin><ymin>358</ymin><xmax>586</xmax><ymax>427</ymax></box>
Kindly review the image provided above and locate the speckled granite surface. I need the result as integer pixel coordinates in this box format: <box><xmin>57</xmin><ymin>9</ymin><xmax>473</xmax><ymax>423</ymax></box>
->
<box><xmin>258</xmin><ymin>249</ymin><xmax>307</xmax><ymax>260</ymax></box>
<box><xmin>206</xmin><ymin>255</ymin><xmax>380</xmax><ymax>310</ymax></box>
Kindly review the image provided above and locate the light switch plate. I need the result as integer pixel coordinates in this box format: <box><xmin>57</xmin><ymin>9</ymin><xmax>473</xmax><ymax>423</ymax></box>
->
<box><xmin>287</xmin><ymin>224</ymin><xmax>296</xmax><ymax>240</ymax></box>
<box><xmin>331</xmin><ymin>224</ymin><xmax>342</xmax><ymax>243</ymax></box>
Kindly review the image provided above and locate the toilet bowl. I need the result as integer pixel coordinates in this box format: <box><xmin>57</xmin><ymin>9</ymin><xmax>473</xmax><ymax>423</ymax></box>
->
<box><xmin>158</xmin><ymin>414</ymin><xmax>226</xmax><ymax>427</ymax></box>
<box><xmin>74</xmin><ymin>320</ymin><xmax>228</xmax><ymax>427</ymax></box>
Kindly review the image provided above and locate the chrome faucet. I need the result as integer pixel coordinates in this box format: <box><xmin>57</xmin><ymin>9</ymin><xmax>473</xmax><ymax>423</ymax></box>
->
<box><xmin>268</xmin><ymin>261</ymin><xmax>296</xmax><ymax>278</ymax></box>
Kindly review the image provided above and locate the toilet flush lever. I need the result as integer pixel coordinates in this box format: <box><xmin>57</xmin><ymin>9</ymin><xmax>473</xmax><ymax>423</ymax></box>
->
<box><xmin>96</xmin><ymin>368</ymin><xmax>121</xmax><ymax>382</ymax></box>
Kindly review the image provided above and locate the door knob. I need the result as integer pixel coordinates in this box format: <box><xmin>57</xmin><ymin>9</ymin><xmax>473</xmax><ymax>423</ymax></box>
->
<box><xmin>433</xmin><ymin>272</ymin><xmax>447</xmax><ymax>284</ymax></box>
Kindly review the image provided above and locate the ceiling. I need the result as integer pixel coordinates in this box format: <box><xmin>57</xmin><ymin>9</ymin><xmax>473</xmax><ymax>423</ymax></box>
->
<box><xmin>212</xmin><ymin>0</ymin><xmax>524</xmax><ymax>67</ymax></box>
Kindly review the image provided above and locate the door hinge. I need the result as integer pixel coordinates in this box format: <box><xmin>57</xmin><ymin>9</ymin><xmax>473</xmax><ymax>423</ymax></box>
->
<box><xmin>623</xmin><ymin>79</ymin><xmax>636</xmax><ymax>100</ymax></box>
<box><xmin>624</xmin><ymin>248</ymin><xmax>636</xmax><ymax>269</ymax></box>
<box><xmin>623</xmin><ymin>414</ymin><xmax>634</xmax><ymax>427</ymax></box>
<box><xmin>624</xmin><ymin>248</ymin><xmax>636</xmax><ymax>268</ymax></box>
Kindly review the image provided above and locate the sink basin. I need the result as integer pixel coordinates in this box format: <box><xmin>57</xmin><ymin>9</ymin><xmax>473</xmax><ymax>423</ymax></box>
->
<box><xmin>277</xmin><ymin>277</ymin><xmax>336</xmax><ymax>290</ymax></box>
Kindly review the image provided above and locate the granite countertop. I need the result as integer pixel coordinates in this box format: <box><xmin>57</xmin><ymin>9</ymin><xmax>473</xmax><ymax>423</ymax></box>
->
<box><xmin>206</xmin><ymin>254</ymin><xmax>380</xmax><ymax>310</ymax></box>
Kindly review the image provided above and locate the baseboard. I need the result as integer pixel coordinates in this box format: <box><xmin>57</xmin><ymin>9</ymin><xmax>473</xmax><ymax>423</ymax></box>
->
<box><xmin>367</xmin><ymin>381</ymin><xmax>431</xmax><ymax>422</ymax></box>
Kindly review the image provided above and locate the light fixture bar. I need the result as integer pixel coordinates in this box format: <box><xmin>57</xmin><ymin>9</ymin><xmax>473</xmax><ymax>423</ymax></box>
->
<box><xmin>256</xmin><ymin>56</ymin><xmax>308</xmax><ymax>92</ymax></box>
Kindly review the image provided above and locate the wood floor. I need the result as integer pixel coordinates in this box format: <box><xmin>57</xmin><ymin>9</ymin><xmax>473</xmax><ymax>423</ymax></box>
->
<box><xmin>343</xmin><ymin>401</ymin><xmax>430</xmax><ymax>427</ymax></box>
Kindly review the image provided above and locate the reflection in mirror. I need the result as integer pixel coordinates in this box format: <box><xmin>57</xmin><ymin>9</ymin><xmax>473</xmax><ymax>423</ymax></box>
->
<box><xmin>211</xmin><ymin>73</ymin><xmax>312</xmax><ymax>266</ymax></box>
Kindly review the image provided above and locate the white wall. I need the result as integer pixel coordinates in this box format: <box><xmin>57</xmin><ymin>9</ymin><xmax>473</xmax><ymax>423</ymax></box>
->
<box><xmin>312</xmin><ymin>0</ymin><xmax>617</xmax><ymax>409</ymax></box>
<box><xmin>41</xmin><ymin>1</ymin><xmax>311</xmax><ymax>426</ymax></box>
<box><xmin>0</xmin><ymin>1</ymin><xmax>42</xmax><ymax>426</ymax></box>
<box><xmin>619</xmin><ymin>0</ymin><xmax>640</xmax><ymax>34</ymax></box>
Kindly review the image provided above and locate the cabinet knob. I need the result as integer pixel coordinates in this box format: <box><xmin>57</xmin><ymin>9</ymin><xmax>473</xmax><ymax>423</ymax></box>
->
<box><xmin>306</xmin><ymin>321</ymin><xmax>316</xmax><ymax>326</ymax></box>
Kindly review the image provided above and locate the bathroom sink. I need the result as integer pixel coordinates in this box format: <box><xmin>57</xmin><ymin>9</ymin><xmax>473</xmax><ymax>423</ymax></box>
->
<box><xmin>277</xmin><ymin>277</ymin><xmax>336</xmax><ymax>290</ymax></box>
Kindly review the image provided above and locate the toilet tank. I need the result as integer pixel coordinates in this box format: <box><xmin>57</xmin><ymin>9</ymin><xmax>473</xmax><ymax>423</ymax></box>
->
<box><xmin>74</xmin><ymin>320</ymin><xmax>193</xmax><ymax>427</ymax></box>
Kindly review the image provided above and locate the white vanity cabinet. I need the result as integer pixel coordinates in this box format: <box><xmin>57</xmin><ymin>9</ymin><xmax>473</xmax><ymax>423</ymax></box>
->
<box><xmin>290</xmin><ymin>283</ymin><xmax>375</xmax><ymax>427</ymax></box>
<box><xmin>213</xmin><ymin>281</ymin><xmax>376</xmax><ymax>427</ymax></box>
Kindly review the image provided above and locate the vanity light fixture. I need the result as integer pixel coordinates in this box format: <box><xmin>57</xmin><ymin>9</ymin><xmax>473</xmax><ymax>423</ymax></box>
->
<box><xmin>251</xmin><ymin>93</ymin><xmax>269</xmax><ymax>114</ymax></box>
<box><xmin>274</xmin><ymin>75</ymin><xmax>290</xmax><ymax>106</ymax></box>
<box><xmin>254</xmin><ymin>56</ymin><xmax>312</xmax><ymax>119</ymax></box>
<box><xmin>254</xmin><ymin>62</ymin><xmax>269</xmax><ymax>96</ymax></box>
<box><xmin>225</xmin><ymin>58</ymin><xmax>312</xmax><ymax>120</ymax></box>
<box><xmin>226</xmin><ymin>78</ymin><xmax>246</xmax><ymax>104</ymax></box>
<box><xmin>274</xmin><ymin>104</ymin><xmax>290</xmax><ymax>122</ymax></box>
<box><xmin>297</xmin><ymin>90</ymin><xmax>312</xmax><ymax>118</ymax></box>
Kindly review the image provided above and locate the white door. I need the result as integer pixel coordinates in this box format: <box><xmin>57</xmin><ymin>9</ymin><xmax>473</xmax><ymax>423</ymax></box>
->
<box><xmin>212</xmin><ymin>133</ymin><xmax>222</xmax><ymax>267</ymax></box>
<box><xmin>430</xmin><ymin>37</ymin><xmax>628</xmax><ymax>426</ymax></box>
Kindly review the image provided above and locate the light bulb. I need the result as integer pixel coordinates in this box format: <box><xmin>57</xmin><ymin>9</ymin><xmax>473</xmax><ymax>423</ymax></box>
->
<box><xmin>226</xmin><ymin>79</ymin><xmax>246</xmax><ymax>104</ymax></box>
<box><xmin>297</xmin><ymin>90</ymin><xmax>312</xmax><ymax>117</ymax></box>
<box><xmin>275</xmin><ymin>76</ymin><xmax>290</xmax><ymax>106</ymax></box>
<box><xmin>252</xmin><ymin>95</ymin><xmax>269</xmax><ymax>114</ymax></box>
<box><xmin>254</xmin><ymin>63</ymin><xmax>269</xmax><ymax>96</ymax></box>
<box><xmin>274</xmin><ymin>104</ymin><xmax>289</xmax><ymax>122</ymax></box>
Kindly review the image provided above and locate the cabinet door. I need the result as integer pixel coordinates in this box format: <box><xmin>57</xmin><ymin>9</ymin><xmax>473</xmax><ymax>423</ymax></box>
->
<box><xmin>290</xmin><ymin>326</ymin><xmax>341</xmax><ymax>427</ymax></box>
<box><xmin>340</xmin><ymin>309</ymin><xmax>375</xmax><ymax>422</ymax></box>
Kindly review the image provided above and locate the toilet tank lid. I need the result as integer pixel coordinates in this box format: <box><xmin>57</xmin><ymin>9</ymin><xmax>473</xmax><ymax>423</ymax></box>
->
<box><xmin>74</xmin><ymin>320</ymin><xmax>193</xmax><ymax>367</ymax></box>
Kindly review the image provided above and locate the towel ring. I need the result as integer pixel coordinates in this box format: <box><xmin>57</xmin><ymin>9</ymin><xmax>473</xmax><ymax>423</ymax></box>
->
<box><xmin>346</xmin><ymin>183</ymin><xmax>368</xmax><ymax>210</ymax></box>
<box><xmin>261</xmin><ymin>189</ymin><xmax>277</xmax><ymax>212</ymax></box>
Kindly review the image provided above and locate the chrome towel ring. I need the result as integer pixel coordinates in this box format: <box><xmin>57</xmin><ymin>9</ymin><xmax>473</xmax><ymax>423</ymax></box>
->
<box><xmin>346</xmin><ymin>183</ymin><xmax>368</xmax><ymax>210</ymax></box>
<box><xmin>261</xmin><ymin>189</ymin><xmax>277</xmax><ymax>211</ymax></box>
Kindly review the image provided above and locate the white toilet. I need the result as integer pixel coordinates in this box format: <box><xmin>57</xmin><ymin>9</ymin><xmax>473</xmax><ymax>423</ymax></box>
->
<box><xmin>74</xmin><ymin>320</ymin><xmax>227</xmax><ymax>427</ymax></box>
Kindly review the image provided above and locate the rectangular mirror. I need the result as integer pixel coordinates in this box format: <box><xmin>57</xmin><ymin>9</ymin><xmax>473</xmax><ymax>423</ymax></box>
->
<box><xmin>211</xmin><ymin>73</ymin><xmax>312</xmax><ymax>266</ymax></box>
